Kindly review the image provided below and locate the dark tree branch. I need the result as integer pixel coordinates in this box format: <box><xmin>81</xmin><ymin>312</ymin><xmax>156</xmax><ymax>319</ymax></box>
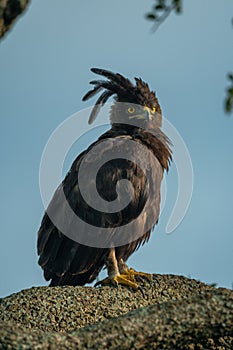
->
<box><xmin>0</xmin><ymin>0</ymin><xmax>30</xmax><ymax>39</ymax></box>
<box><xmin>146</xmin><ymin>0</ymin><xmax>182</xmax><ymax>32</ymax></box>
<box><xmin>224</xmin><ymin>19</ymin><xmax>233</xmax><ymax>114</ymax></box>
<box><xmin>145</xmin><ymin>0</ymin><xmax>232</xmax><ymax>115</ymax></box>
<box><xmin>225</xmin><ymin>73</ymin><xmax>233</xmax><ymax>114</ymax></box>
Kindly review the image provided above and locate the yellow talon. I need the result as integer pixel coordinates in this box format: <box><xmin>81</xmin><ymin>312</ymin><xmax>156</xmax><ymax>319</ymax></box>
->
<box><xmin>126</xmin><ymin>268</ymin><xmax>153</xmax><ymax>281</ymax></box>
<box><xmin>95</xmin><ymin>250</ymin><xmax>152</xmax><ymax>290</ymax></box>
<box><xmin>95</xmin><ymin>269</ymin><xmax>152</xmax><ymax>290</ymax></box>
<box><xmin>113</xmin><ymin>274</ymin><xmax>138</xmax><ymax>290</ymax></box>
<box><xmin>95</xmin><ymin>273</ymin><xmax>139</xmax><ymax>290</ymax></box>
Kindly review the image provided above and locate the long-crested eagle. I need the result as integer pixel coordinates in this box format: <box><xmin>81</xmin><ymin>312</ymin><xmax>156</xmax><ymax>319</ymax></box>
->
<box><xmin>37</xmin><ymin>68</ymin><xmax>172</xmax><ymax>289</ymax></box>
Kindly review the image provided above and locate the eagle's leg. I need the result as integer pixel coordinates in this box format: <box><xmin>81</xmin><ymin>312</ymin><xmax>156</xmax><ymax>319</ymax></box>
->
<box><xmin>95</xmin><ymin>248</ymin><xmax>138</xmax><ymax>290</ymax></box>
<box><xmin>118</xmin><ymin>258</ymin><xmax>153</xmax><ymax>282</ymax></box>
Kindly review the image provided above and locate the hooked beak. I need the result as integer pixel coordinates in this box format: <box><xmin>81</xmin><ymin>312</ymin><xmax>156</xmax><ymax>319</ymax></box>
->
<box><xmin>129</xmin><ymin>106</ymin><xmax>153</xmax><ymax>121</ymax></box>
<box><xmin>143</xmin><ymin>106</ymin><xmax>153</xmax><ymax>120</ymax></box>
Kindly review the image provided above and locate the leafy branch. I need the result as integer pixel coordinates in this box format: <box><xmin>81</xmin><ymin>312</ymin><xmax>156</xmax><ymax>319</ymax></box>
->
<box><xmin>146</xmin><ymin>0</ymin><xmax>182</xmax><ymax>31</ymax></box>
<box><xmin>225</xmin><ymin>74</ymin><xmax>233</xmax><ymax>114</ymax></box>
<box><xmin>0</xmin><ymin>0</ymin><xmax>30</xmax><ymax>39</ymax></box>
<box><xmin>145</xmin><ymin>0</ymin><xmax>232</xmax><ymax>114</ymax></box>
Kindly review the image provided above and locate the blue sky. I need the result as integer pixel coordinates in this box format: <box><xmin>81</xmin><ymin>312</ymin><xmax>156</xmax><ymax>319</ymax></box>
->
<box><xmin>0</xmin><ymin>0</ymin><xmax>232</xmax><ymax>297</ymax></box>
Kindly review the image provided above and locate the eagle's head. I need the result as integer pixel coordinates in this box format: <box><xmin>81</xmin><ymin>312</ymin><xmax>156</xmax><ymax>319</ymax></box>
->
<box><xmin>82</xmin><ymin>68</ymin><xmax>162</xmax><ymax>128</ymax></box>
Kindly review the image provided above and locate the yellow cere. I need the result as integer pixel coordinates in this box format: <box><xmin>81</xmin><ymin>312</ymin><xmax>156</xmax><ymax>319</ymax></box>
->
<box><xmin>151</xmin><ymin>107</ymin><xmax>156</xmax><ymax>114</ymax></box>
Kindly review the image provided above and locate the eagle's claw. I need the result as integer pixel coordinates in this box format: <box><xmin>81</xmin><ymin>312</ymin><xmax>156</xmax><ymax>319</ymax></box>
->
<box><xmin>95</xmin><ymin>269</ymin><xmax>152</xmax><ymax>291</ymax></box>
<box><xmin>95</xmin><ymin>273</ymin><xmax>138</xmax><ymax>290</ymax></box>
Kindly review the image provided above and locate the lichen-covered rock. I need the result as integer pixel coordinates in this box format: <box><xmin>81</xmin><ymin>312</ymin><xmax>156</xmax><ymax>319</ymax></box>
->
<box><xmin>0</xmin><ymin>274</ymin><xmax>232</xmax><ymax>349</ymax></box>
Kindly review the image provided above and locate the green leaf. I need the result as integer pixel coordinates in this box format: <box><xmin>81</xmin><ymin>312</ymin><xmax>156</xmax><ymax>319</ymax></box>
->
<box><xmin>154</xmin><ymin>5</ymin><xmax>164</xmax><ymax>11</ymax></box>
<box><xmin>173</xmin><ymin>0</ymin><xmax>182</xmax><ymax>14</ymax></box>
<box><xmin>225</xmin><ymin>96</ymin><xmax>233</xmax><ymax>113</ymax></box>
<box><xmin>227</xmin><ymin>73</ymin><xmax>233</xmax><ymax>82</ymax></box>
<box><xmin>146</xmin><ymin>13</ymin><xmax>157</xmax><ymax>21</ymax></box>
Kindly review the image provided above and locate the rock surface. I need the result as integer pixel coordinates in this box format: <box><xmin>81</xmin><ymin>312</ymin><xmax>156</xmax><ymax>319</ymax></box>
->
<box><xmin>0</xmin><ymin>274</ymin><xmax>232</xmax><ymax>349</ymax></box>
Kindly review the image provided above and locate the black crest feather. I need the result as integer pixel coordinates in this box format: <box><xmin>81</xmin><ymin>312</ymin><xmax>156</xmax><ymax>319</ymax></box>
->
<box><xmin>82</xmin><ymin>68</ymin><xmax>157</xmax><ymax>124</ymax></box>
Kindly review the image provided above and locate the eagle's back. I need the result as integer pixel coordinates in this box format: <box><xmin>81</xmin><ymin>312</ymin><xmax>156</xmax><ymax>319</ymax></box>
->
<box><xmin>37</xmin><ymin>126</ymin><xmax>169</xmax><ymax>286</ymax></box>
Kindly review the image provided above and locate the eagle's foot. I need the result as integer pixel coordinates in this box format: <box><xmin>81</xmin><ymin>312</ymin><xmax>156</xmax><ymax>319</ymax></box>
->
<box><xmin>95</xmin><ymin>273</ymin><xmax>138</xmax><ymax>290</ymax></box>
<box><xmin>122</xmin><ymin>268</ymin><xmax>153</xmax><ymax>283</ymax></box>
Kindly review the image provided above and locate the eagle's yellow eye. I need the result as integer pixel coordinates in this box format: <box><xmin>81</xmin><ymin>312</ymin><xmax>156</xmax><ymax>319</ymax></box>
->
<box><xmin>151</xmin><ymin>107</ymin><xmax>156</xmax><ymax>114</ymax></box>
<box><xmin>127</xmin><ymin>107</ymin><xmax>135</xmax><ymax>114</ymax></box>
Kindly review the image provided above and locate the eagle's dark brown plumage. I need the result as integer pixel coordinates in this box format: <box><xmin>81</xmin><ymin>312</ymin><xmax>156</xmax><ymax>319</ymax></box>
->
<box><xmin>37</xmin><ymin>68</ymin><xmax>172</xmax><ymax>288</ymax></box>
